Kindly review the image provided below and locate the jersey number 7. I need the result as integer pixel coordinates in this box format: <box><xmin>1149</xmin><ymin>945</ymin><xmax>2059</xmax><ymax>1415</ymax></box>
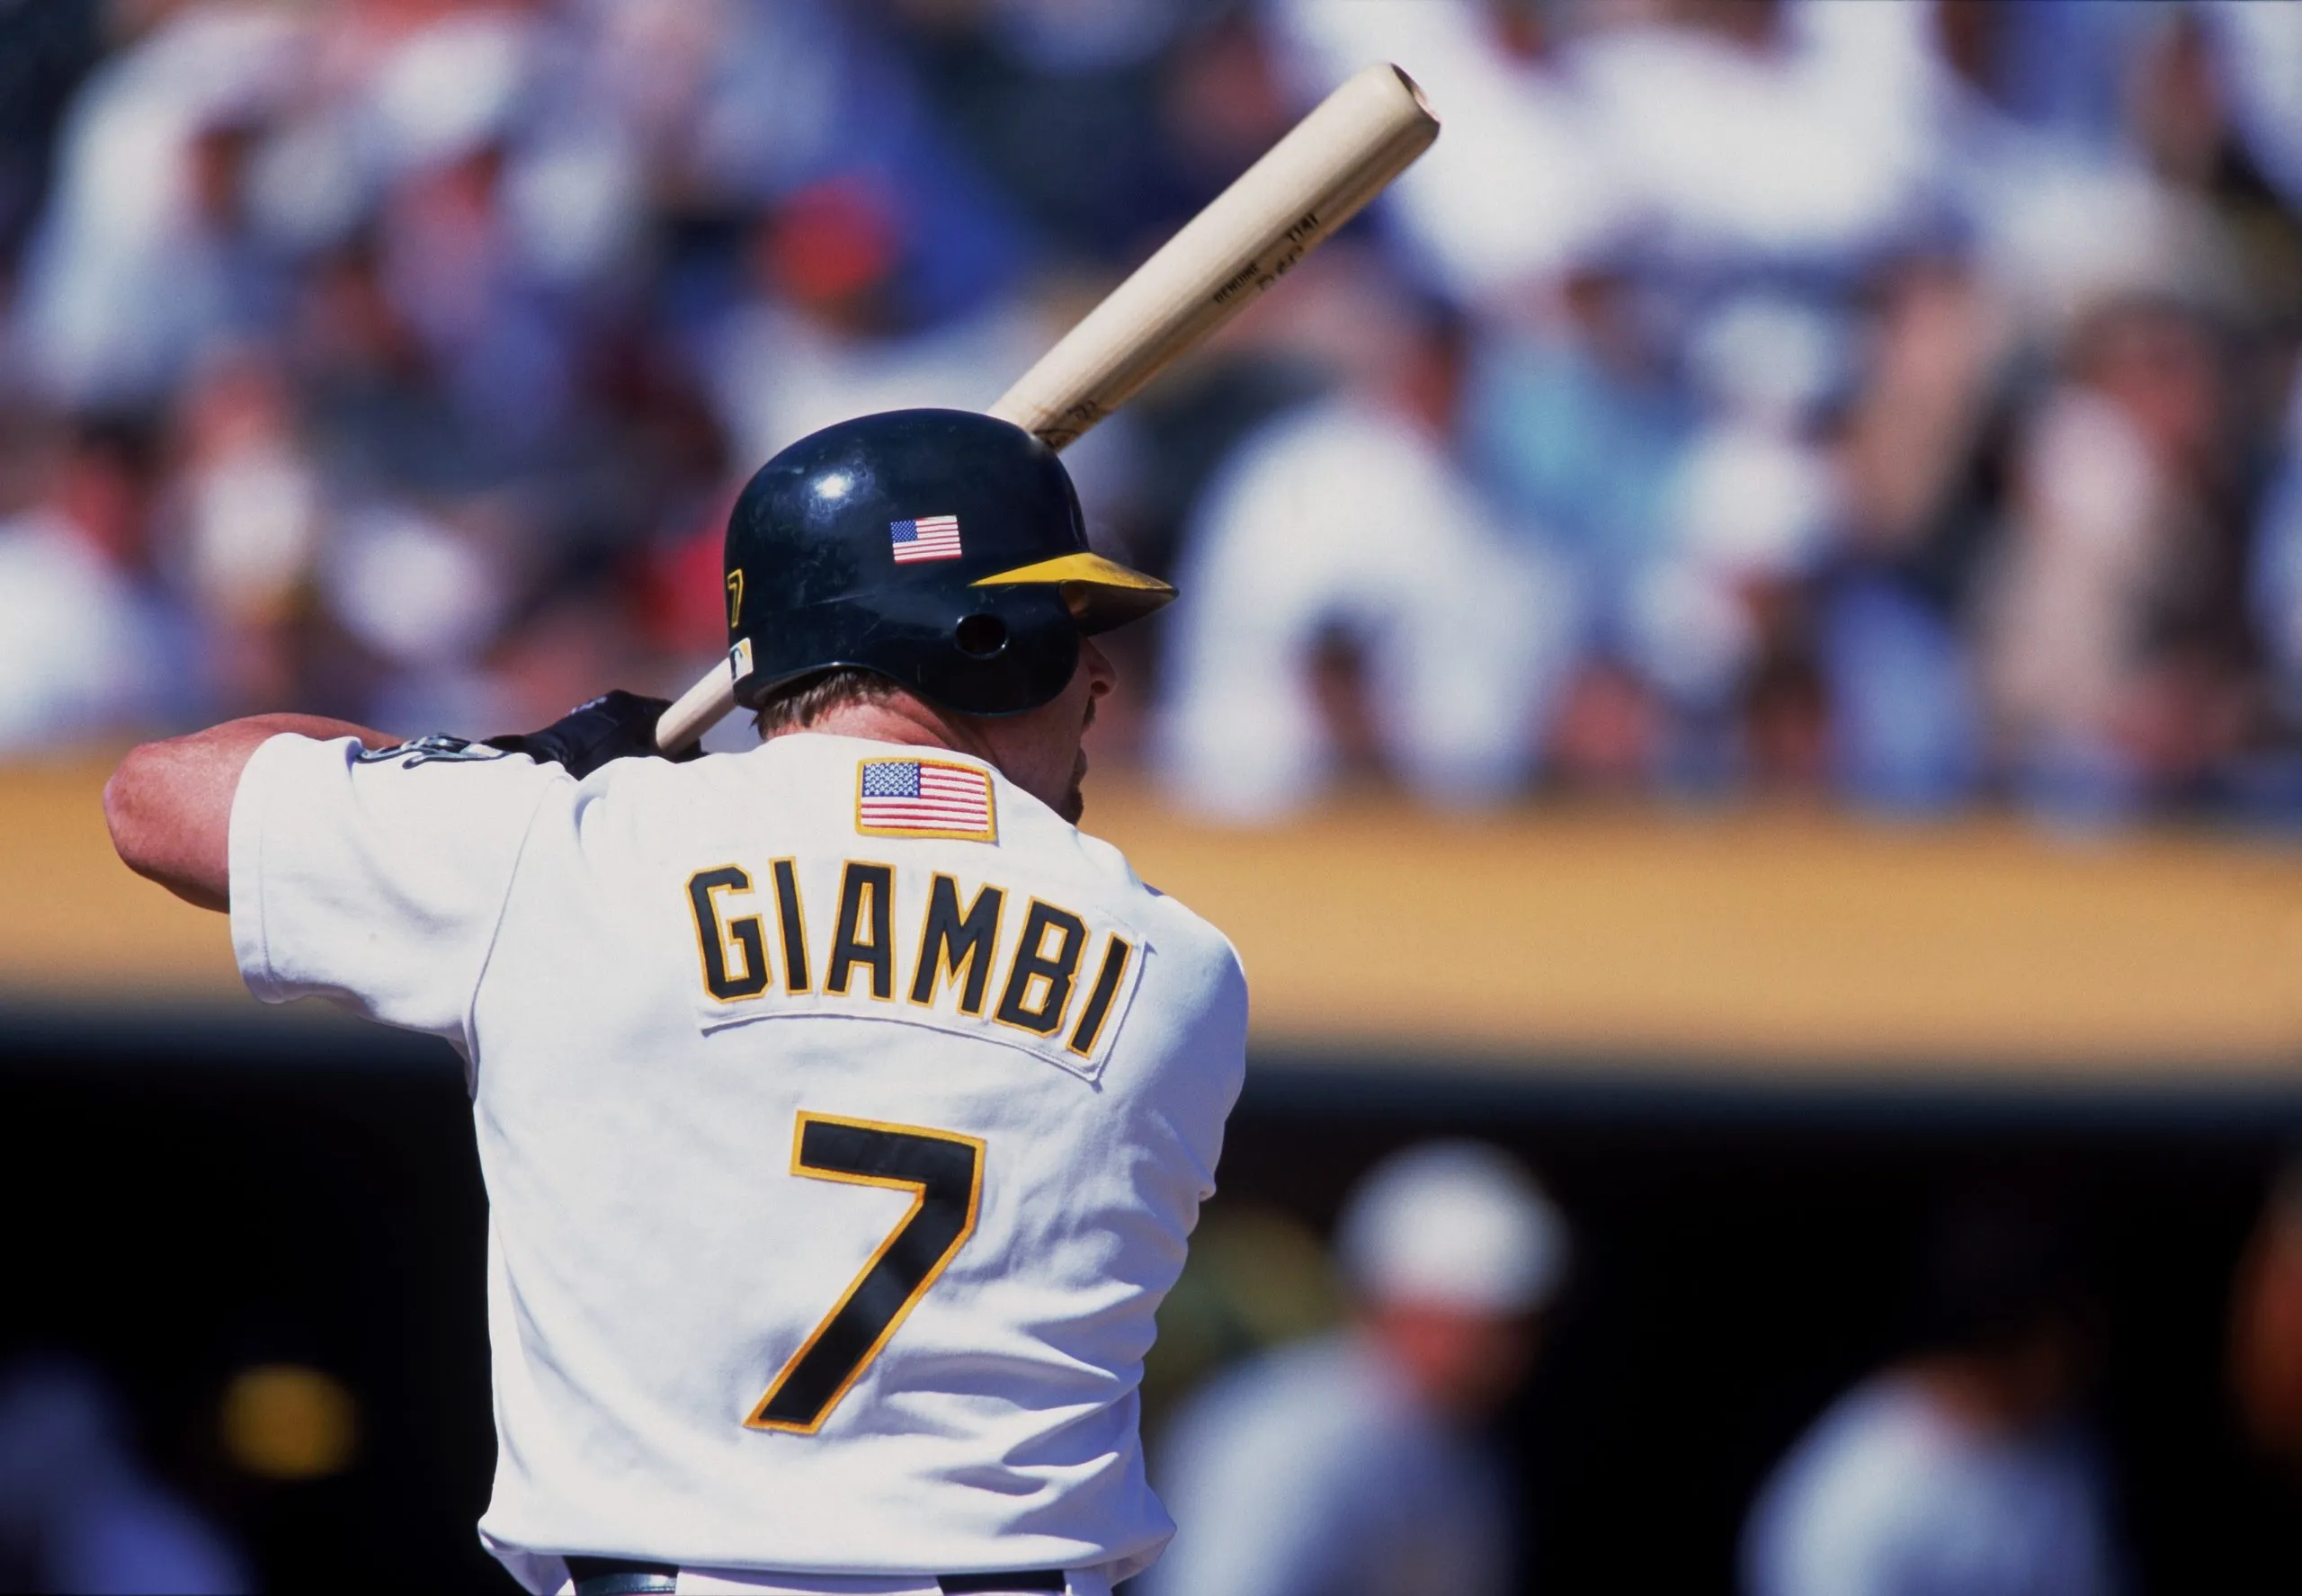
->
<box><xmin>745</xmin><ymin>1113</ymin><xmax>986</xmax><ymax>1433</ymax></box>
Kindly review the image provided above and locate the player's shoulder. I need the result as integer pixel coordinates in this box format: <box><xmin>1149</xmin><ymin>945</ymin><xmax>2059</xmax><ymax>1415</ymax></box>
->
<box><xmin>1066</xmin><ymin>826</ymin><xmax>1233</xmax><ymax>960</ymax></box>
<box><xmin>1059</xmin><ymin>824</ymin><xmax>1247</xmax><ymax>1031</ymax></box>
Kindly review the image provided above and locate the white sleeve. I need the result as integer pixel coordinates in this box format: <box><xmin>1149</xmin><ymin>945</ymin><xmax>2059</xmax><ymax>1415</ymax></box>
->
<box><xmin>228</xmin><ymin>734</ymin><xmax>567</xmax><ymax>1042</ymax></box>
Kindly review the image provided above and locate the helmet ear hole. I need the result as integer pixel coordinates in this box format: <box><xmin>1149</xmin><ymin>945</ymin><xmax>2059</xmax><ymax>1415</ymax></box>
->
<box><xmin>954</xmin><ymin>612</ymin><xmax>1010</xmax><ymax>659</ymax></box>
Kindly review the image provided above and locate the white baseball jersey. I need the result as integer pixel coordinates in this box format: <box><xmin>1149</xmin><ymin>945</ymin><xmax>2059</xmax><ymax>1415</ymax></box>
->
<box><xmin>227</xmin><ymin>729</ymin><xmax>1248</xmax><ymax>1592</ymax></box>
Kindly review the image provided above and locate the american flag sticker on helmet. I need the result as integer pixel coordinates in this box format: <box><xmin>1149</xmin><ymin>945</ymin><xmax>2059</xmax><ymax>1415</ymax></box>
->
<box><xmin>856</xmin><ymin>758</ymin><xmax>997</xmax><ymax>842</ymax></box>
<box><xmin>889</xmin><ymin>514</ymin><xmax>962</xmax><ymax>564</ymax></box>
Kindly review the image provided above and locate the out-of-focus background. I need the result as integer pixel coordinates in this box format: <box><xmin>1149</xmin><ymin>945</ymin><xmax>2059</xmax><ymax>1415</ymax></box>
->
<box><xmin>4</xmin><ymin>0</ymin><xmax>2302</xmax><ymax>1592</ymax></box>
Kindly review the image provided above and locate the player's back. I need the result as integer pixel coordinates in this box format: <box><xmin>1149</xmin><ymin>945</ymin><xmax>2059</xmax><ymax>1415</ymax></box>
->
<box><xmin>464</xmin><ymin>733</ymin><xmax>1246</xmax><ymax>1587</ymax></box>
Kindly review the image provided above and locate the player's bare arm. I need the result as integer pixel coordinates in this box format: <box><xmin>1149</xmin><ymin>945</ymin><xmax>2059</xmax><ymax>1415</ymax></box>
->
<box><xmin>105</xmin><ymin>714</ymin><xmax>396</xmax><ymax>912</ymax></box>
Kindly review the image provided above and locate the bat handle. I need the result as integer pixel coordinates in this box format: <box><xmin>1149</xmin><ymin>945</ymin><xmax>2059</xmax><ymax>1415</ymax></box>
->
<box><xmin>656</xmin><ymin>659</ymin><xmax>737</xmax><ymax>753</ymax></box>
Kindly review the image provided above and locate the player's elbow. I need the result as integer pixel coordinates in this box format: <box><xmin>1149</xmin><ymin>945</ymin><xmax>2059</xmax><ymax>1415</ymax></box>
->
<box><xmin>104</xmin><ymin>741</ymin><xmax>168</xmax><ymax>877</ymax></box>
<box><xmin>105</xmin><ymin>737</ymin><xmax>230</xmax><ymax>911</ymax></box>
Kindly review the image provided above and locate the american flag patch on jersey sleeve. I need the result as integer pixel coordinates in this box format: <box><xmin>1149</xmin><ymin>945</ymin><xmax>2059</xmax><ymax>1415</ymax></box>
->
<box><xmin>857</xmin><ymin>758</ymin><xmax>997</xmax><ymax>841</ymax></box>
<box><xmin>888</xmin><ymin>514</ymin><xmax>962</xmax><ymax>564</ymax></box>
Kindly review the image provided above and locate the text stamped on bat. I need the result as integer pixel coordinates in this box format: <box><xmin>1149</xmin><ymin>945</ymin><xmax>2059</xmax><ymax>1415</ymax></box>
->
<box><xmin>1211</xmin><ymin>211</ymin><xmax>1324</xmax><ymax>308</ymax></box>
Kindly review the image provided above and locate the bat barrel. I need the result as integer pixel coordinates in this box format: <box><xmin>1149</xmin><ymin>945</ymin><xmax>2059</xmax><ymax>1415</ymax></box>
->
<box><xmin>987</xmin><ymin>63</ymin><xmax>1439</xmax><ymax>448</ymax></box>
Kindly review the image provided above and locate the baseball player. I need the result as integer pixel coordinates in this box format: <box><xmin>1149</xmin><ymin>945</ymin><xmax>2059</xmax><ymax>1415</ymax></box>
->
<box><xmin>103</xmin><ymin>410</ymin><xmax>1249</xmax><ymax>1596</ymax></box>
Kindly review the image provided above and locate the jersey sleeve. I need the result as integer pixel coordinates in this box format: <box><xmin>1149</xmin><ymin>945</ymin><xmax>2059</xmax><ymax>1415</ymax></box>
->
<box><xmin>228</xmin><ymin>733</ymin><xmax>567</xmax><ymax>1042</ymax></box>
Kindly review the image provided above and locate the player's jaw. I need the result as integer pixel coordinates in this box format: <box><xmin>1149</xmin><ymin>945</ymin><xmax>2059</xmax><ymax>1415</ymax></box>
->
<box><xmin>1064</xmin><ymin>699</ymin><xmax>1097</xmax><ymax>825</ymax></box>
<box><xmin>947</xmin><ymin>638</ymin><xmax>1112</xmax><ymax>825</ymax></box>
<box><xmin>1061</xmin><ymin>639</ymin><xmax>1114</xmax><ymax>825</ymax></box>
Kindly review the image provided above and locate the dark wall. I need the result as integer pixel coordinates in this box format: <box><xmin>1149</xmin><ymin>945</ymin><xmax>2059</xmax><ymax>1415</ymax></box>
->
<box><xmin>1</xmin><ymin>1012</ymin><xmax>499</xmax><ymax>1594</ymax></box>
<box><xmin>3</xmin><ymin>1012</ymin><xmax>2298</xmax><ymax>1594</ymax></box>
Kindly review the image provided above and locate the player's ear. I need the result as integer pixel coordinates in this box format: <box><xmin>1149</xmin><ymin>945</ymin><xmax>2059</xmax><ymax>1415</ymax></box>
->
<box><xmin>1078</xmin><ymin>638</ymin><xmax>1118</xmax><ymax>698</ymax></box>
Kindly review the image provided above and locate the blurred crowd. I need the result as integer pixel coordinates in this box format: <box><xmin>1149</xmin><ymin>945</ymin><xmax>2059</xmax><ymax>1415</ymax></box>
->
<box><xmin>5</xmin><ymin>0</ymin><xmax>2302</xmax><ymax>826</ymax></box>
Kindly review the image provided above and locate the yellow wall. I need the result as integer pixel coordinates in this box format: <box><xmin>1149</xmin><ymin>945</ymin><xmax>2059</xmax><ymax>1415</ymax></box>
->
<box><xmin>1089</xmin><ymin>789</ymin><xmax>2302</xmax><ymax>1083</ymax></box>
<box><xmin>12</xmin><ymin>760</ymin><xmax>2302</xmax><ymax>1083</ymax></box>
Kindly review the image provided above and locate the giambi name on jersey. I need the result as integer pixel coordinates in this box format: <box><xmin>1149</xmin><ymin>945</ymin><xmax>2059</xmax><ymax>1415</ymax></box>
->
<box><xmin>683</xmin><ymin>859</ymin><xmax>1146</xmax><ymax>1082</ymax></box>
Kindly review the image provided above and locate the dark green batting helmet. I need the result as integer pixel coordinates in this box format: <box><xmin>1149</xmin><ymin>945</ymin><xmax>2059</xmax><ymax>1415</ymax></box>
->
<box><xmin>722</xmin><ymin>409</ymin><xmax>1173</xmax><ymax>717</ymax></box>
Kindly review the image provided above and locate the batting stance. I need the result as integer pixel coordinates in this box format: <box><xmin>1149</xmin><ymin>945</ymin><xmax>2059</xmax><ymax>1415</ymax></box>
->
<box><xmin>104</xmin><ymin>410</ymin><xmax>1248</xmax><ymax>1596</ymax></box>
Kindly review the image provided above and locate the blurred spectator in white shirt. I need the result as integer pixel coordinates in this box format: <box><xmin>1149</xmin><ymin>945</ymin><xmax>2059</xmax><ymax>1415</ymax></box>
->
<box><xmin>13</xmin><ymin>4</ymin><xmax>309</xmax><ymax>410</ymax></box>
<box><xmin>1155</xmin><ymin>269</ymin><xmax>1573</xmax><ymax>819</ymax></box>
<box><xmin>0</xmin><ymin>420</ymin><xmax>174</xmax><ymax>753</ymax></box>
<box><xmin>1263</xmin><ymin>0</ymin><xmax>1615</xmax><ymax>306</ymax></box>
<box><xmin>1817</xmin><ymin>253</ymin><xmax>2012</xmax><ymax>814</ymax></box>
<box><xmin>1144</xmin><ymin>1142</ymin><xmax>1567</xmax><ymax>1596</ymax></box>
<box><xmin>167</xmin><ymin>346</ymin><xmax>323</xmax><ymax>715</ymax></box>
<box><xmin>1267</xmin><ymin>0</ymin><xmax>1941</xmax><ymax>300</ymax></box>
<box><xmin>1567</xmin><ymin>0</ymin><xmax>1939</xmax><ymax>272</ymax></box>
<box><xmin>361</xmin><ymin>7</ymin><xmax>601</xmax><ymax>458</ymax></box>
<box><xmin>1982</xmin><ymin>297</ymin><xmax>2246</xmax><ymax>822</ymax></box>
<box><xmin>1741</xmin><ymin>1193</ymin><xmax>2124</xmax><ymax>1596</ymax></box>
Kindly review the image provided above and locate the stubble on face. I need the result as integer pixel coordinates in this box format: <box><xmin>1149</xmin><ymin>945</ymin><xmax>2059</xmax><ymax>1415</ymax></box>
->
<box><xmin>1061</xmin><ymin>698</ymin><xmax>1096</xmax><ymax>824</ymax></box>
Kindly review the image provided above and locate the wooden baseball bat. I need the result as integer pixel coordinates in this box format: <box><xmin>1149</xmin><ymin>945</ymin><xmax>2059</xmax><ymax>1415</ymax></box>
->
<box><xmin>656</xmin><ymin>62</ymin><xmax>1439</xmax><ymax>752</ymax></box>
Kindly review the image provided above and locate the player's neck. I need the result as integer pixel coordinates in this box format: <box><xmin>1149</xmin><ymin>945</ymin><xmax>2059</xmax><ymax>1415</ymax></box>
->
<box><xmin>776</xmin><ymin>682</ymin><xmax>1093</xmax><ymax>823</ymax></box>
<box><xmin>774</xmin><ymin>697</ymin><xmax>999</xmax><ymax>771</ymax></box>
